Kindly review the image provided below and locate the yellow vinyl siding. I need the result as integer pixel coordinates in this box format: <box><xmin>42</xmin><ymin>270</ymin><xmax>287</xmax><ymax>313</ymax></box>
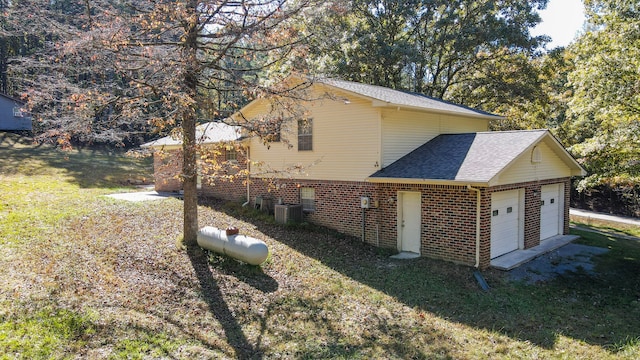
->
<box><xmin>439</xmin><ymin>114</ymin><xmax>489</xmax><ymax>133</ymax></box>
<box><xmin>492</xmin><ymin>141</ymin><xmax>572</xmax><ymax>186</ymax></box>
<box><xmin>248</xmin><ymin>93</ymin><xmax>381</xmax><ymax>181</ymax></box>
<box><xmin>381</xmin><ymin>109</ymin><xmax>488</xmax><ymax>167</ymax></box>
<box><xmin>233</xmin><ymin>99</ymin><xmax>272</xmax><ymax>121</ymax></box>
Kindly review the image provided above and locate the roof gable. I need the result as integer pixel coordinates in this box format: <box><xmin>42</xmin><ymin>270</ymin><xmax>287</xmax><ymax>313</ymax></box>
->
<box><xmin>369</xmin><ymin>130</ymin><xmax>585</xmax><ymax>186</ymax></box>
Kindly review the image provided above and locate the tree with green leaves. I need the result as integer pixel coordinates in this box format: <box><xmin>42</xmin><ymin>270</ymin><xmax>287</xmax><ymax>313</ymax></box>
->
<box><xmin>307</xmin><ymin>0</ymin><xmax>549</xmax><ymax>111</ymax></box>
<box><xmin>566</xmin><ymin>0</ymin><xmax>640</xmax><ymax>191</ymax></box>
<box><xmin>487</xmin><ymin>48</ymin><xmax>575</xmax><ymax>132</ymax></box>
<box><xmin>6</xmin><ymin>0</ymin><xmax>322</xmax><ymax>245</ymax></box>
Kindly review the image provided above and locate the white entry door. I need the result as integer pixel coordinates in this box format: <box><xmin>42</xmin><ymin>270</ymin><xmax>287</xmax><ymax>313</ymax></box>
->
<box><xmin>540</xmin><ymin>184</ymin><xmax>563</xmax><ymax>240</ymax></box>
<box><xmin>491</xmin><ymin>189</ymin><xmax>522</xmax><ymax>259</ymax></box>
<box><xmin>398</xmin><ymin>191</ymin><xmax>421</xmax><ymax>254</ymax></box>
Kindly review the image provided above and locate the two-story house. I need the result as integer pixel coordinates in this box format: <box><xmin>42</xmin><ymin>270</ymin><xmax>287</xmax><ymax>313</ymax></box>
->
<box><xmin>143</xmin><ymin>78</ymin><xmax>585</xmax><ymax>269</ymax></box>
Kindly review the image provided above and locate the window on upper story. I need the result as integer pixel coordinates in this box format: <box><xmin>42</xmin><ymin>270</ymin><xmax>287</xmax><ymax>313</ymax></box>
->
<box><xmin>300</xmin><ymin>187</ymin><xmax>315</xmax><ymax>212</ymax></box>
<box><xmin>298</xmin><ymin>119</ymin><xmax>312</xmax><ymax>151</ymax></box>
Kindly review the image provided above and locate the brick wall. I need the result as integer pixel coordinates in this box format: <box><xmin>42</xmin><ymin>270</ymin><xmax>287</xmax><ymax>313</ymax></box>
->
<box><xmin>153</xmin><ymin>149</ymin><xmax>183</xmax><ymax>192</ymax></box>
<box><xmin>563</xmin><ymin>180</ymin><xmax>571</xmax><ymax>234</ymax></box>
<box><xmin>199</xmin><ymin>147</ymin><xmax>250</xmax><ymax>202</ymax></box>
<box><xmin>151</xmin><ymin>148</ymin><xmax>573</xmax><ymax>269</ymax></box>
<box><xmin>237</xmin><ymin>180</ymin><xmax>484</xmax><ymax>267</ymax></box>
<box><xmin>244</xmin><ymin>179</ymin><xmax>380</xmax><ymax>240</ymax></box>
<box><xmin>374</xmin><ymin>183</ymin><xmax>483</xmax><ymax>266</ymax></box>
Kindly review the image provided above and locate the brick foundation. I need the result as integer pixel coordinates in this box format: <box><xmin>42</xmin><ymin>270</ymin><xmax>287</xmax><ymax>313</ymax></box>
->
<box><xmin>151</xmin><ymin>147</ymin><xmax>572</xmax><ymax>269</ymax></box>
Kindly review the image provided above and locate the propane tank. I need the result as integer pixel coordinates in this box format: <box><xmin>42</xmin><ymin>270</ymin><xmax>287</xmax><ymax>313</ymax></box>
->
<box><xmin>197</xmin><ymin>226</ymin><xmax>269</xmax><ymax>265</ymax></box>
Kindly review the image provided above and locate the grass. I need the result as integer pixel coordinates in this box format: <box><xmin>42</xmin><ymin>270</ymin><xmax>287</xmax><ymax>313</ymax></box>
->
<box><xmin>571</xmin><ymin>214</ymin><xmax>640</xmax><ymax>238</ymax></box>
<box><xmin>1</xmin><ymin>132</ymin><xmax>639</xmax><ymax>359</ymax></box>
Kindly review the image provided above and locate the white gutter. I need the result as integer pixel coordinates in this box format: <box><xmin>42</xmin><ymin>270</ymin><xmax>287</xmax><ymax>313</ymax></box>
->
<box><xmin>242</xmin><ymin>147</ymin><xmax>251</xmax><ymax>207</ymax></box>
<box><xmin>366</xmin><ymin>177</ymin><xmax>487</xmax><ymax>187</ymax></box>
<box><xmin>467</xmin><ymin>185</ymin><xmax>482</xmax><ymax>268</ymax></box>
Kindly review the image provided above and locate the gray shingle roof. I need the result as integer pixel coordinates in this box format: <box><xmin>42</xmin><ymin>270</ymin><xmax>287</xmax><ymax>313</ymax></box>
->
<box><xmin>317</xmin><ymin>78</ymin><xmax>501</xmax><ymax>119</ymax></box>
<box><xmin>369</xmin><ymin>130</ymin><xmax>549</xmax><ymax>183</ymax></box>
<box><xmin>141</xmin><ymin>121</ymin><xmax>243</xmax><ymax>148</ymax></box>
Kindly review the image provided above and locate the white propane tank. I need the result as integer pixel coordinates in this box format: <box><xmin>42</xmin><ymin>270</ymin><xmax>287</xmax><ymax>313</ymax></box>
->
<box><xmin>197</xmin><ymin>226</ymin><xmax>269</xmax><ymax>265</ymax></box>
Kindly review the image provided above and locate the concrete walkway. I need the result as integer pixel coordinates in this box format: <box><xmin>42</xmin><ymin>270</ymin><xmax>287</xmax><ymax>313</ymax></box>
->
<box><xmin>106</xmin><ymin>191</ymin><xmax>181</xmax><ymax>202</ymax></box>
<box><xmin>570</xmin><ymin>208</ymin><xmax>640</xmax><ymax>227</ymax></box>
<box><xmin>491</xmin><ymin>234</ymin><xmax>580</xmax><ymax>270</ymax></box>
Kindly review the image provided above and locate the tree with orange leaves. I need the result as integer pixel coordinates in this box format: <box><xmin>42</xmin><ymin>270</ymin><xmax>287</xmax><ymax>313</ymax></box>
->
<box><xmin>6</xmin><ymin>0</ymin><xmax>325</xmax><ymax>245</ymax></box>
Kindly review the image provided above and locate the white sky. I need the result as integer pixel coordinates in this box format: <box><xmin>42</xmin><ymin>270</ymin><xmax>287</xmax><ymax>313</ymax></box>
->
<box><xmin>530</xmin><ymin>0</ymin><xmax>586</xmax><ymax>48</ymax></box>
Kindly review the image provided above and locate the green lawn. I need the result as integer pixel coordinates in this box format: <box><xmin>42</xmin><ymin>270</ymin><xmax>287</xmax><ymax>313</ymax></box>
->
<box><xmin>571</xmin><ymin>215</ymin><xmax>640</xmax><ymax>238</ymax></box>
<box><xmin>1</xmin><ymin>132</ymin><xmax>639</xmax><ymax>359</ymax></box>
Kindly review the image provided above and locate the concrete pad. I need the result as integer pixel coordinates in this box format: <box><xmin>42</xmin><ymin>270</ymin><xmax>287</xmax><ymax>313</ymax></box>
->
<box><xmin>507</xmin><ymin>244</ymin><xmax>609</xmax><ymax>284</ymax></box>
<box><xmin>390</xmin><ymin>252</ymin><xmax>421</xmax><ymax>260</ymax></box>
<box><xmin>491</xmin><ymin>235</ymin><xmax>580</xmax><ymax>270</ymax></box>
<box><xmin>106</xmin><ymin>191</ymin><xmax>179</xmax><ymax>202</ymax></box>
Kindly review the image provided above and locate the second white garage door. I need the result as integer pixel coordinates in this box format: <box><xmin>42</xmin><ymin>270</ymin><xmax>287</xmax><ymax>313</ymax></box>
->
<box><xmin>540</xmin><ymin>183</ymin><xmax>563</xmax><ymax>240</ymax></box>
<box><xmin>491</xmin><ymin>189</ymin><xmax>523</xmax><ymax>259</ymax></box>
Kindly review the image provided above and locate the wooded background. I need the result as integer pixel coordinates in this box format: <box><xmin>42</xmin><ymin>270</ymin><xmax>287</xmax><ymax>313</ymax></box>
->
<box><xmin>2</xmin><ymin>0</ymin><xmax>638</xmax><ymax>217</ymax></box>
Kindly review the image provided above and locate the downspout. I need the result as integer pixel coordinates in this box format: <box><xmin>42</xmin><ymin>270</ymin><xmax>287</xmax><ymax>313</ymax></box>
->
<box><xmin>242</xmin><ymin>175</ymin><xmax>250</xmax><ymax>207</ymax></box>
<box><xmin>242</xmin><ymin>147</ymin><xmax>251</xmax><ymax>207</ymax></box>
<box><xmin>361</xmin><ymin>208</ymin><xmax>366</xmax><ymax>243</ymax></box>
<box><xmin>467</xmin><ymin>185</ymin><xmax>481</xmax><ymax>268</ymax></box>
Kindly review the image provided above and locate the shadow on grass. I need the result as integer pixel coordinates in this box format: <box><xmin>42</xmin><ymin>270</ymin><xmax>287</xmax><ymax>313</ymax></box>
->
<box><xmin>0</xmin><ymin>132</ymin><xmax>152</xmax><ymax>188</ymax></box>
<box><xmin>186</xmin><ymin>245</ymin><xmax>268</xmax><ymax>359</ymax></box>
<box><xmin>204</xmin><ymin>251</ymin><xmax>279</xmax><ymax>293</ymax></box>
<box><xmin>194</xmin><ymin>201</ymin><xmax>441</xmax><ymax>358</ymax></box>
<box><xmin>214</xmin><ymin>200</ymin><xmax>640</xmax><ymax>354</ymax></box>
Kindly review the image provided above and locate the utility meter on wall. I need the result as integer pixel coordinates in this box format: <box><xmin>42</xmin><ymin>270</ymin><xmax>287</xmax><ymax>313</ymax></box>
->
<box><xmin>360</xmin><ymin>196</ymin><xmax>371</xmax><ymax>209</ymax></box>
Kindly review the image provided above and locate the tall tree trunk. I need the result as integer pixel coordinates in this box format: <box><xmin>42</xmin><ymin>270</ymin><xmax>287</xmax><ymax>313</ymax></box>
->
<box><xmin>182</xmin><ymin>109</ymin><xmax>198</xmax><ymax>246</ymax></box>
<box><xmin>182</xmin><ymin>3</ymin><xmax>199</xmax><ymax>246</ymax></box>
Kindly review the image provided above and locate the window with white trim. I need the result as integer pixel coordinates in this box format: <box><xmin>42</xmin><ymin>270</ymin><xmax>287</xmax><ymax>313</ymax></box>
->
<box><xmin>298</xmin><ymin>119</ymin><xmax>312</xmax><ymax>151</ymax></box>
<box><xmin>300</xmin><ymin>187</ymin><xmax>315</xmax><ymax>212</ymax></box>
<box><xmin>225</xmin><ymin>147</ymin><xmax>237</xmax><ymax>162</ymax></box>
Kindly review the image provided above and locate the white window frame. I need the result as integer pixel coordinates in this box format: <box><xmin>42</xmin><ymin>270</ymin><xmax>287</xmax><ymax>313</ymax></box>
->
<box><xmin>300</xmin><ymin>187</ymin><xmax>315</xmax><ymax>212</ymax></box>
<box><xmin>225</xmin><ymin>147</ymin><xmax>238</xmax><ymax>163</ymax></box>
<box><xmin>298</xmin><ymin>119</ymin><xmax>312</xmax><ymax>151</ymax></box>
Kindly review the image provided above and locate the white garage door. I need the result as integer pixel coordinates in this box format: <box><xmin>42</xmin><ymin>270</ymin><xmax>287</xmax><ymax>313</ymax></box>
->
<box><xmin>491</xmin><ymin>189</ymin><xmax>521</xmax><ymax>259</ymax></box>
<box><xmin>540</xmin><ymin>184</ymin><xmax>563</xmax><ymax>240</ymax></box>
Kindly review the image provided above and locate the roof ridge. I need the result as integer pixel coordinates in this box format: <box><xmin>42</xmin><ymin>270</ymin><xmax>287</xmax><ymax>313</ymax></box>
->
<box><xmin>316</xmin><ymin>77</ymin><xmax>501</xmax><ymax>119</ymax></box>
<box><xmin>477</xmin><ymin>129</ymin><xmax>549</xmax><ymax>134</ymax></box>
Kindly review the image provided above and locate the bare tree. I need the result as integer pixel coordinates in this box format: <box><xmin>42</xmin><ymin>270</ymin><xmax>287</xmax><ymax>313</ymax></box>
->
<box><xmin>6</xmin><ymin>0</ymin><xmax>322</xmax><ymax>245</ymax></box>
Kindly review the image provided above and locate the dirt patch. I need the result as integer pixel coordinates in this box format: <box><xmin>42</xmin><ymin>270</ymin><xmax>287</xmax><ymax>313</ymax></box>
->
<box><xmin>508</xmin><ymin>244</ymin><xmax>609</xmax><ymax>284</ymax></box>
